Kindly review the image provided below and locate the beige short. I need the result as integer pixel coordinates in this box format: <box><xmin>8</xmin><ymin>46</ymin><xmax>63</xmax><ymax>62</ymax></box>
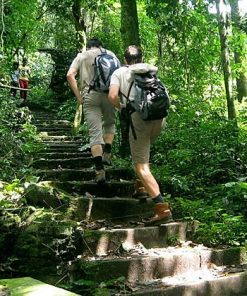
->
<box><xmin>129</xmin><ymin>112</ymin><xmax>165</xmax><ymax>164</ymax></box>
<box><xmin>83</xmin><ymin>90</ymin><xmax>116</xmax><ymax>147</ymax></box>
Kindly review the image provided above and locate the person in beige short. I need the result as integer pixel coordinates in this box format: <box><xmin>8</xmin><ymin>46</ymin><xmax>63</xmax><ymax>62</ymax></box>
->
<box><xmin>108</xmin><ymin>45</ymin><xmax>173</xmax><ymax>226</ymax></box>
<box><xmin>67</xmin><ymin>38</ymin><xmax>119</xmax><ymax>184</ymax></box>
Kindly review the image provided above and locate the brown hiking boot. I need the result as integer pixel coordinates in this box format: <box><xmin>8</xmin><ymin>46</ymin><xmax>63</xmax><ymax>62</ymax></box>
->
<box><xmin>132</xmin><ymin>179</ymin><xmax>149</xmax><ymax>199</ymax></box>
<box><xmin>102</xmin><ymin>152</ymin><xmax>112</xmax><ymax>166</ymax></box>
<box><xmin>144</xmin><ymin>202</ymin><xmax>173</xmax><ymax>226</ymax></box>
<box><xmin>95</xmin><ymin>169</ymin><xmax>106</xmax><ymax>184</ymax></box>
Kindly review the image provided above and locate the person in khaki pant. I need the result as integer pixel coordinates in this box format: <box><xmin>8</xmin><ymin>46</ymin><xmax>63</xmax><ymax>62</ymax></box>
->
<box><xmin>108</xmin><ymin>45</ymin><xmax>173</xmax><ymax>226</ymax></box>
<box><xmin>67</xmin><ymin>38</ymin><xmax>119</xmax><ymax>184</ymax></box>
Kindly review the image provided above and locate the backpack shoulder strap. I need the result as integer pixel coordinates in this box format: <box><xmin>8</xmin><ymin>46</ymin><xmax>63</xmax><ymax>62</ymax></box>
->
<box><xmin>120</xmin><ymin>80</ymin><xmax>134</xmax><ymax>101</ymax></box>
<box><xmin>88</xmin><ymin>48</ymin><xmax>105</xmax><ymax>93</ymax></box>
<box><xmin>99</xmin><ymin>47</ymin><xmax>107</xmax><ymax>54</ymax></box>
<box><xmin>119</xmin><ymin>80</ymin><xmax>137</xmax><ymax>140</ymax></box>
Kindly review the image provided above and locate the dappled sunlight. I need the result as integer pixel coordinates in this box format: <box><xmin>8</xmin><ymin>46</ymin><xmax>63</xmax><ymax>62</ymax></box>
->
<box><xmin>125</xmin><ymin>228</ymin><xmax>135</xmax><ymax>244</ymax></box>
<box><xmin>0</xmin><ymin>277</ymin><xmax>77</xmax><ymax>296</ymax></box>
<box><xmin>20</xmin><ymin>283</ymin><xmax>71</xmax><ymax>296</ymax></box>
<box><xmin>127</xmin><ymin>258</ymin><xmax>147</xmax><ymax>282</ymax></box>
<box><xmin>96</xmin><ymin>233</ymin><xmax>110</xmax><ymax>256</ymax></box>
<box><xmin>125</xmin><ymin>246</ymin><xmax>222</xmax><ymax>284</ymax></box>
<box><xmin>96</xmin><ymin>228</ymin><xmax>136</xmax><ymax>256</ymax></box>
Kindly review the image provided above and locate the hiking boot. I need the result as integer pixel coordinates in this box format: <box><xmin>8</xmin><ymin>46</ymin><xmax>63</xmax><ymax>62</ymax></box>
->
<box><xmin>95</xmin><ymin>169</ymin><xmax>106</xmax><ymax>184</ymax></box>
<box><xmin>102</xmin><ymin>152</ymin><xmax>112</xmax><ymax>166</ymax></box>
<box><xmin>144</xmin><ymin>203</ymin><xmax>173</xmax><ymax>226</ymax></box>
<box><xmin>132</xmin><ymin>179</ymin><xmax>149</xmax><ymax>199</ymax></box>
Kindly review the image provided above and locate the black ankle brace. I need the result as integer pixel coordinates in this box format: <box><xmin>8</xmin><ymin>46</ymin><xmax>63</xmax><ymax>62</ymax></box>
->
<box><xmin>153</xmin><ymin>194</ymin><xmax>164</xmax><ymax>203</ymax></box>
<box><xmin>93</xmin><ymin>156</ymin><xmax>104</xmax><ymax>170</ymax></box>
<box><xmin>103</xmin><ymin>143</ymin><xmax>112</xmax><ymax>153</ymax></box>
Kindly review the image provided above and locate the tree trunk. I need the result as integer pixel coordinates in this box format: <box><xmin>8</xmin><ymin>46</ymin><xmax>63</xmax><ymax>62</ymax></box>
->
<box><xmin>119</xmin><ymin>0</ymin><xmax>140</xmax><ymax>156</ymax></box>
<box><xmin>72</xmin><ymin>0</ymin><xmax>87</xmax><ymax>50</ymax></box>
<box><xmin>39</xmin><ymin>48</ymin><xmax>76</xmax><ymax>101</ymax></box>
<box><xmin>216</xmin><ymin>0</ymin><xmax>236</xmax><ymax>120</ymax></box>
<box><xmin>229</xmin><ymin>0</ymin><xmax>247</xmax><ymax>102</ymax></box>
<box><xmin>120</xmin><ymin>0</ymin><xmax>141</xmax><ymax>50</ymax></box>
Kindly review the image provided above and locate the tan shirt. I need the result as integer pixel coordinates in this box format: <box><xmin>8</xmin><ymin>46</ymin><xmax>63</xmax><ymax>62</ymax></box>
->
<box><xmin>70</xmin><ymin>47</ymin><xmax>119</xmax><ymax>95</ymax></box>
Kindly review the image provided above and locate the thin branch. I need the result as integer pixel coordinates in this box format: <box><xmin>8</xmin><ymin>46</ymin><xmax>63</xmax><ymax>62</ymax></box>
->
<box><xmin>0</xmin><ymin>0</ymin><xmax>5</xmax><ymax>50</ymax></box>
<box><xmin>0</xmin><ymin>83</ymin><xmax>30</xmax><ymax>91</ymax></box>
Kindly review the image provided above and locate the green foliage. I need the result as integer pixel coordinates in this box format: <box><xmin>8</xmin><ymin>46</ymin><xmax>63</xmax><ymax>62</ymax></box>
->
<box><xmin>150</xmin><ymin>95</ymin><xmax>247</xmax><ymax>247</ymax></box>
<box><xmin>194</xmin><ymin>215</ymin><xmax>247</xmax><ymax>247</ymax></box>
<box><xmin>145</xmin><ymin>0</ymin><xmax>223</xmax><ymax>98</ymax></box>
<box><xmin>0</xmin><ymin>92</ymin><xmax>43</xmax><ymax>181</ymax></box>
<box><xmin>0</xmin><ymin>178</ymin><xmax>39</xmax><ymax>274</ymax></box>
<box><xmin>169</xmin><ymin>194</ymin><xmax>247</xmax><ymax>247</ymax></box>
<box><xmin>152</xmin><ymin>96</ymin><xmax>247</xmax><ymax>195</ymax></box>
<box><xmin>1</xmin><ymin>0</ymin><xmax>247</xmax><ymax>256</ymax></box>
<box><xmin>57</xmin><ymin>99</ymin><xmax>78</xmax><ymax>121</ymax></box>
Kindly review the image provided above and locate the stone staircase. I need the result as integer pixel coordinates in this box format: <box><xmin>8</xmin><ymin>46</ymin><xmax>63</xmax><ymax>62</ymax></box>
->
<box><xmin>27</xmin><ymin>110</ymin><xmax>247</xmax><ymax>296</ymax></box>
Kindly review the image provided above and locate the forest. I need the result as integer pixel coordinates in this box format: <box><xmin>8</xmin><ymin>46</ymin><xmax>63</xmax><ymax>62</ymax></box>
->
<box><xmin>1</xmin><ymin>0</ymin><xmax>247</xmax><ymax>295</ymax></box>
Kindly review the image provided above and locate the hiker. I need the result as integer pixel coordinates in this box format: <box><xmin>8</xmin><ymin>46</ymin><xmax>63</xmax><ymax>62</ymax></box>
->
<box><xmin>10</xmin><ymin>61</ymin><xmax>19</xmax><ymax>97</ymax></box>
<box><xmin>19</xmin><ymin>58</ymin><xmax>31</xmax><ymax>102</ymax></box>
<box><xmin>108</xmin><ymin>45</ymin><xmax>172</xmax><ymax>226</ymax></box>
<box><xmin>67</xmin><ymin>38</ymin><xmax>120</xmax><ymax>184</ymax></box>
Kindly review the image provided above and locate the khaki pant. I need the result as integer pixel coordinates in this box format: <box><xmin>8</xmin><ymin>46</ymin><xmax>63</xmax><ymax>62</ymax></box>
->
<box><xmin>129</xmin><ymin>112</ymin><xmax>165</xmax><ymax>164</ymax></box>
<box><xmin>83</xmin><ymin>90</ymin><xmax>116</xmax><ymax>147</ymax></box>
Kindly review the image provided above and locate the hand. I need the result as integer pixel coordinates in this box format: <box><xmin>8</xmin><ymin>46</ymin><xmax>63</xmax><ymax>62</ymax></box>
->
<box><xmin>77</xmin><ymin>96</ymin><xmax>83</xmax><ymax>104</ymax></box>
<box><xmin>119</xmin><ymin>102</ymin><xmax>126</xmax><ymax>109</ymax></box>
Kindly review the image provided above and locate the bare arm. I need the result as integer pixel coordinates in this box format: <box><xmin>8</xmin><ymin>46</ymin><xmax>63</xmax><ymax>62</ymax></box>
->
<box><xmin>108</xmin><ymin>84</ymin><xmax>121</xmax><ymax>109</ymax></box>
<box><xmin>67</xmin><ymin>67</ymin><xmax>83</xmax><ymax>104</ymax></box>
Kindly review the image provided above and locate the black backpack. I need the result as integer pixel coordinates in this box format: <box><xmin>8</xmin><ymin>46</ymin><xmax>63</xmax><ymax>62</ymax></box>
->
<box><xmin>89</xmin><ymin>48</ymin><xmax>120</xmax><ymax>93</ymax></box>
<box><xmin>127</xmin><ymin>71</ymin><xmax>170</xmax><ymax>121</ymax></box>
<box><xmin>121</xmin><ymin>70</ymin><xmax>170</xmax><ymax>140</ymax></box>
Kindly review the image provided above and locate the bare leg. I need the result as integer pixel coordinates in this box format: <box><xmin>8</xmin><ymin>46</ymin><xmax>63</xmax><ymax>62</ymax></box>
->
<box><xmin>134</xmin><ymin>163</ymin><xmax>173</xmax><ymax>226</ymax></box>
<box><xmin>91</xmin><ymin>144</ymin><xmax>103</xmax><ymax>157</ymax></box>
<box><xmin>103</xmin><ymin>133</ymin><xmax>114</xmax><ymax>145</ymax></box>
<box><xmin>134</xmin><ymin>163</ymin><xmax>160</xmax><ymax>199</ymax></box>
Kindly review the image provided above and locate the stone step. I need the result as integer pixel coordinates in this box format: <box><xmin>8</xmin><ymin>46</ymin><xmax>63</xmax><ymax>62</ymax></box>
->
<box><xmin>52</xmin><ymin>180</ymin><xmax>135</xmax><ymax>197</ymax></box>
<box><xmin>42</xmin><ymin>142</ymin><xmax>82</xmax><ymax>148</ymax></box>
<box><xmin>32</xmin><ymin>119</ymin><xmax>72</xmax><ymax>126</ymax></box>
<box><xmin>41</xmin><ymin>140</ymin><xmax>83</xmax><ymax>146</ymax></box>
<box><xmin>82</xmin><ymin>222</ymin><xmax>188</xmax><ymax>256</ymax></box>
<box><xmin>71</xmin><ymin>245</ymin><xmax>238</xmax><ymax>283</ymax></box>
<box><xmin>39</xmin><ymin>135</ymin><xmax>83</xmax><ymax>142</ymax></box>
<box><xmin>36</xmin><ymin>126</ymin><xmax>72</xmax><ymax>132</ymax></box>
<box><xmin>32</xmin><ymin>157</ymin><xmax>92</xmax><ymax>169</ymax></box>
<box><xmin>32</xmin><ymin>114</ymin><xmax>57</xmax><ymax>120</ymax></box>
<box><xmin>37</xmin><ymin>143</ymin><xmax>83</xmax><ymax>153</ymax></box>
<box><xmin>70</xmin><ymin>196</ymin><xmax>154</xmax><ymax>221</ymax></box>
<box><xmin>35</xmin><ymin>123</ymin><xmax>72</xmax><ymax>129</ymax></box>
<box><xmin>127</xmin><ymin>269</ymin><xmax>247</xmax><ymax>296</ymax></box>
<box><xmin>36</xmin><ymin>167</ymin><xmax>134</xmax><ymax>181</ymax></box>
<box><xmin>24</xmin><ymin>186</ymin><xmax>152</xmax><ymax>216</ymax></box>
<box><xmin>40</xmin><ymin>145</ymin><xmax>83</xmax><ymax>152</ymax></box>
<box><xmin>38</xmin><ymin>130</ymin><xmax>74</xmax><ymax>136</ymax></box>
<box><xmin>35</xmin><ymin>152</ymin><xmax>90</xmax><ymax>159</ymax></box>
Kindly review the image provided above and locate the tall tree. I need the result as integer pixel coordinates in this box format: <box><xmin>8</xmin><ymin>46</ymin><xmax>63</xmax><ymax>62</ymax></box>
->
<box><xmin>120</xmin><ymin>0</ymin><xmax>140</xmax><ymax>49</ymax></box>
<box><xmin>72</xmin><ymin>0</ymin><xmax>87</xmax><ymax>50</ymax></box>
<box><xmin>118</xmin><ymin>0</ymin><xmax>141</xmax><ymax>156</ymax></box>
<box><xmin>215</xmin><ymin>0</ymin><xmax>236</xmax><ymax>120</ymax></box>
<box><xmin>3</xmin><ymin>0</ymin><xmax>42</xmax><ymax>58</ymax></box>
<box><xmin>229</xmin><ymin>0</ymin><xmax>247</xmax><ymax>102</ymax></box>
